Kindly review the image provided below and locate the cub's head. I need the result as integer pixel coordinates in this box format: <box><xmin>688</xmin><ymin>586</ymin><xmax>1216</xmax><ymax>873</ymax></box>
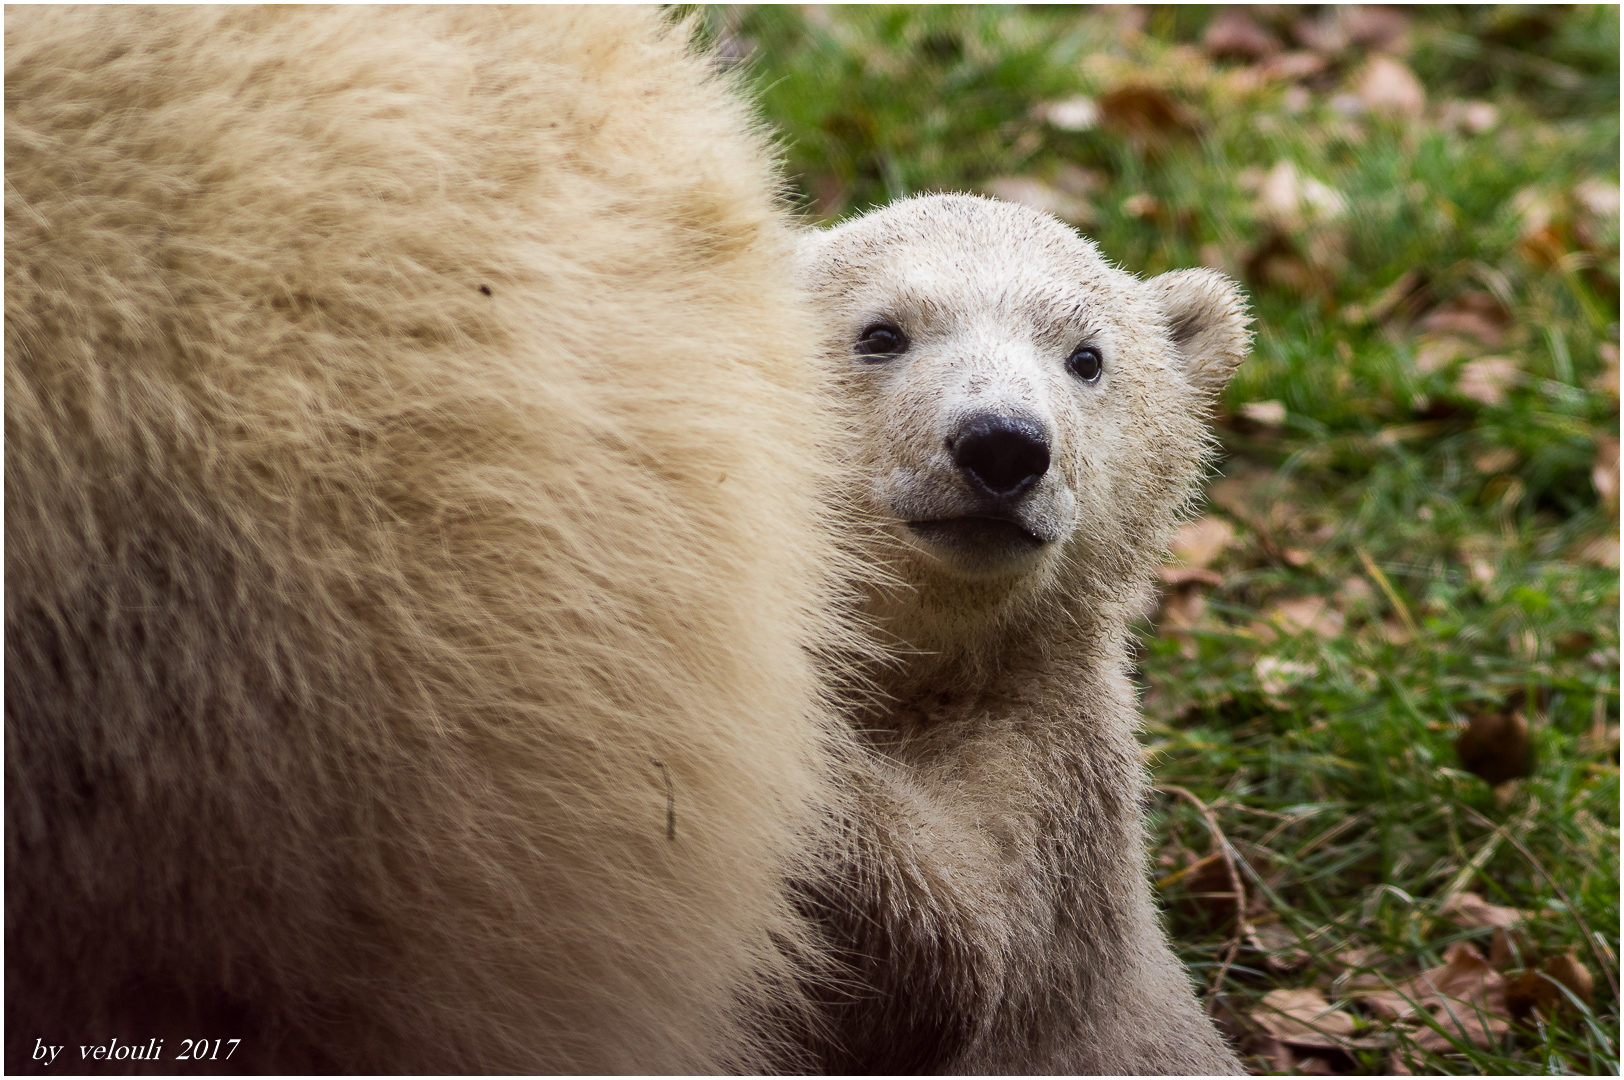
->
<box><xmin>799</xmin><ymin>194</ymin><xmax>1250</xmax><ymax>653</ymax></box>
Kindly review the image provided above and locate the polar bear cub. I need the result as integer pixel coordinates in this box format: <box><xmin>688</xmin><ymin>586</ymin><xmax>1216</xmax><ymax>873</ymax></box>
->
<box><xmin>794</xmin><ymin>194</ymin><xmax>1250</xmax><ymax>1073</ymax></box>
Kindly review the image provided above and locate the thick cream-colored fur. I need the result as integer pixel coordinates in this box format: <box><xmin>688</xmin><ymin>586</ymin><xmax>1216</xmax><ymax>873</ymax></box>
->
<box><xmin>6</xmin><ymin>7</ymin><xmax>856</xmax><ymax>1072</ymax></box>
<box><xmin>795</xmin><ymin>194</ymin><xmax>1251</xmax><ymax>1073</ymax></box>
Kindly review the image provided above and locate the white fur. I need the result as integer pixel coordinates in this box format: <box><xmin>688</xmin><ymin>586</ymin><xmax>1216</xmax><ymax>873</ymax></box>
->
<box><xmin>4</xmin><ymin>7</ymin><xmax>863</xmax><ymax>1072</ymax></box>
<box><xmin>794</xmin><ymin>194</ymin><xmax>1251</xmax><ymax>1073</ymax></box>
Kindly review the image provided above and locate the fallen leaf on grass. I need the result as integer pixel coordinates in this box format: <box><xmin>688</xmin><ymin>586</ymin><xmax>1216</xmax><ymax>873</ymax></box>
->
<box><xmin>1257</xmin><ymin>160</ymin><xmax>1347</xmax><ymax>226</ymax></box>
<box><xmin>1257</xmin><ymin>51</ymin><xmax>1330</xmax><ymax>84</ymax></box>
<box><xmin>1203</xmin><ymin>8</ymin><xmax>1279</xmax><ymax>61</ymax></box>
<box><xmin>1097</xmin><ymin>83</ymin><xmax>1197</xmax><ymax>151</ymax></box>
<box><xmin>1252</xmin><ymin>988</ymin><xmax>1383</xmax><ymax>1051</ymax></box>
<box><xmin>1169</xmin><ymin>515</ymin><xmax>1235</xmax><ymax>569</ymax></box>
<box><xmin>1414</xmin><ymin>291</ymin><xmax>1509</xmax><ymax>347</ymax></box>
<box><xmin>1455</xmin><ymin>709</ymin><xmax>1532</xmax><ymax>786</ymax></box>
<box><xmin>1505</xmin><ymin>953</ymin><xmax>1594</xmax><ymax>1021</ymax></box>
<box><xmin>1489</xmin><ymin>925</ymin><xmax>1537</xmax><ymax>972</ymax></box>
<box><xmin>1342</xmin><ymin>5</ymin><xmax>1412</xmax><ymax>52</ymax></box>
<box><xmin>1438</xmin><ymin>891</ymin><xmax>1527</xmax><ymax>931</ymax></box>
<box><xmin>1455</xmin><ymin>355</ymin><xmax>1520</xmax><ymax>406</ymax></box>
<box><xmin>1240</xmin><ymin>399</ymin><xmax>1287</xmax><ymax>427</ymax></box>
<box><xmin>1380</xmin><ymin>942</ymin><xmax>1512</xmax><ymax>1052</ymax></box>
<box><xmin>1356</xmin><ymin>56</ymin><xmax>1425</xmax><ymax>118</ymax></box>
<box><xmin>1264</xmin><ymin>595</ymin><xmax>1344</xmax><ymax>638</ymax></box>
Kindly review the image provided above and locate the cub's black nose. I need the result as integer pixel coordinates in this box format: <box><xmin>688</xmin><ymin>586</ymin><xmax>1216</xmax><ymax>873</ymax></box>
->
<box><xmin>950</xmin><ymin>414</ymin><xmax>1050</xmax><ymax>498</ymax></box>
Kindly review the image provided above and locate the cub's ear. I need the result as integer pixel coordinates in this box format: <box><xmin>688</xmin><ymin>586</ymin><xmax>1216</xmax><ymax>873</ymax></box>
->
<box><xmin>1148</xmin><ymin>268</ymin><xmax>1252</xmax><ymax>395</ymax></box>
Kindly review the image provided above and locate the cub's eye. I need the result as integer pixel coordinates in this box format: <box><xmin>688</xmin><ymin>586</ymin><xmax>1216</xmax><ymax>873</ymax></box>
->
<box><xmin>1067</xmin><ymin>343</ymin><xmax>1103</xmax><ymax>383</ymax></box>
<box><xmin>854</xmin><ymin>321</ymin><xmax>908</xmax><ymax>360</ymax></box>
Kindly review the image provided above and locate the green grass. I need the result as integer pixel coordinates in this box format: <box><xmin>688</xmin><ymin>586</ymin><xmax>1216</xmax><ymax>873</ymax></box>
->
<box><xmin>703</xmin><ymin>5</ymin><xmax>1620</xmax><ymax>1074</ymax></box>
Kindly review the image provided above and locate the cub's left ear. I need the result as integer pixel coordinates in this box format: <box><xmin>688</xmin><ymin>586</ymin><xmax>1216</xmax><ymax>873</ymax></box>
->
<box><xmin>1148</xmin><ymin>268</ymin><xmax>1252</xmax><ymax>395</ymax></box>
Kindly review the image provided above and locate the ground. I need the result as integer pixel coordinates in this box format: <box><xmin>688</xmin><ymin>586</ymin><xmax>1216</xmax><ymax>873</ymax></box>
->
<box><xmin>704</xmin><ymin>5</ymin><xmax>1620</xmax><ymax>1074</ymax></box>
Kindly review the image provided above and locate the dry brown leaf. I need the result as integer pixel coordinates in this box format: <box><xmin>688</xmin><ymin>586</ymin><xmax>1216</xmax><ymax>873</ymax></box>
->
<box><xmin>1438</xmin><ymin>891</ymin><xmax>1526</xmax><ymax>931</ymax></box>
<box><xmin>1502</xmin><ymin>956</ymin><xmax>1593</xmax><ymax>1023</ymax></box>
<box><xmin>1592</xmin><ymin>434</ymin><xmax>1619</xmax><ymax>512</ymax></box>
<box><xmin>1252</xmin><ymin>988</ymin><xmax>1357</xmax><ymax>1049</ymax></box>
<box><xmin>1354</xmin><ymin>940</ymin><xmax>1514</xmax><ymax>1045</ymax></box>
<box><xmin>1455</xmin><ymin>355</ymin><xmax>1520</xmax><ymax>406</ymax></box>
<box><xmin>1343</xmin><ymin>5</ymin><xmax>1411</xmax><ymax>52</ymax></box>
<box><xmin>1292</xmin><ymin>12</ymin><xmax>1347</xmax><ymax>54</ymax></box>
<box><xmin>1415</xmin><ymin>291</ymin><xmax>1509</xmax><ymax>347</ymax></box>
<box><xmin>1455</xmin><ymin>710</ymin><xmax>1532</xmax><ymax>786</ymax></box>
<box><xmin>1169</xmin><ymin>515</ymin><xmax>1236</xmax><ymax>569</ymax></box>
<box><xmin>1098</xmin><ymin>83</ymin><xmax>1197</xmax><ymax>149</ymax></box>
<box><xmin>1407</xmin><ymin>941</ymin><xmax>1512</xmax><ymax>1051</ymax></box>
<box><xmin>1257</xmin><ymin>51</ymin><xmax>1330</xmax><ymax>84</ymax></box>
<box><xmin>1489</xmin><ymin>925</ymin><xmax>1538</xmax><ymax>972</ymax></box>
<box><xmin>1542</xmin><ymin>952</ymin><xmax>1594</xmax><ymax>1007</ymax></box>
<box><xmin>1355</xmin><ymin>986</ymin><xmax>1419</xmax><ymax>1022</ymax></box>
<box><xmin>1357</xmin><ymin>56</ymin><xmax>1425</xmax><ymax>118</ymax></box>
<box><xmin>1203</xmin><ymin>8</ymin><xmax>1279</xmax><ymax>61</ymax></box>
<box><xmin>1411</xmin><ymin>1004</ymin><xmax>1508</xmax><ymax>1053</ymax></box>
<box><xmin>1265</xmin><ymin>595</ymin><xmax>1345</xmax><ymax>638</ymax></box>
<box><xmin>1251</xmin><ymin>1032</ymin><xmax>1297</xmax><ymax>1074</ymax></box>
<box><xmin>1257</xmin><ymin>160</ymin><xmax>1347</xmax><ymax>227</ymax></box>
<box><xmin>1240</xmin><ymin>399</ymin><xmax>1287</xmax><ymax>426</ymax></box>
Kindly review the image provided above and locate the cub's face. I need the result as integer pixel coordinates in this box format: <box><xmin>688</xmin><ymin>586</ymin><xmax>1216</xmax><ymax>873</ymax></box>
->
<box><xmin>800</xmin><ymin>195</ymin><xmax>1250</xmax><ymax>618</ymax></box>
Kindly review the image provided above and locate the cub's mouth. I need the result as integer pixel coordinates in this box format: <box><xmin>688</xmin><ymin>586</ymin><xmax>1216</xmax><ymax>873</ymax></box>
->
<box><xmin>905</xmin><ymin>516</ymin><xmax>1047</xmax><ymax>558</ymax></box>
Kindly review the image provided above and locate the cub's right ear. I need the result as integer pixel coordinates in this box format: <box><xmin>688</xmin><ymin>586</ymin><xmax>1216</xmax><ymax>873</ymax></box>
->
<box><xmin>1148</xmin><ymin>268</ymin><xmax>1252</xmax><ymax>396</ymax></box>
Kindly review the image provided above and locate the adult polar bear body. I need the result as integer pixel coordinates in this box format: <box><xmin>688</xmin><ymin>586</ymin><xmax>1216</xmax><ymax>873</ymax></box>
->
<box><xmin>795</xmin><ymin>195</ymin><xmax>1248</xmax><ymax>1073</ymax></box>
<box><xmin>5</xmin><ymin>7</ymin><xmax>856</xmax><ymax>1073</ymax></box>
